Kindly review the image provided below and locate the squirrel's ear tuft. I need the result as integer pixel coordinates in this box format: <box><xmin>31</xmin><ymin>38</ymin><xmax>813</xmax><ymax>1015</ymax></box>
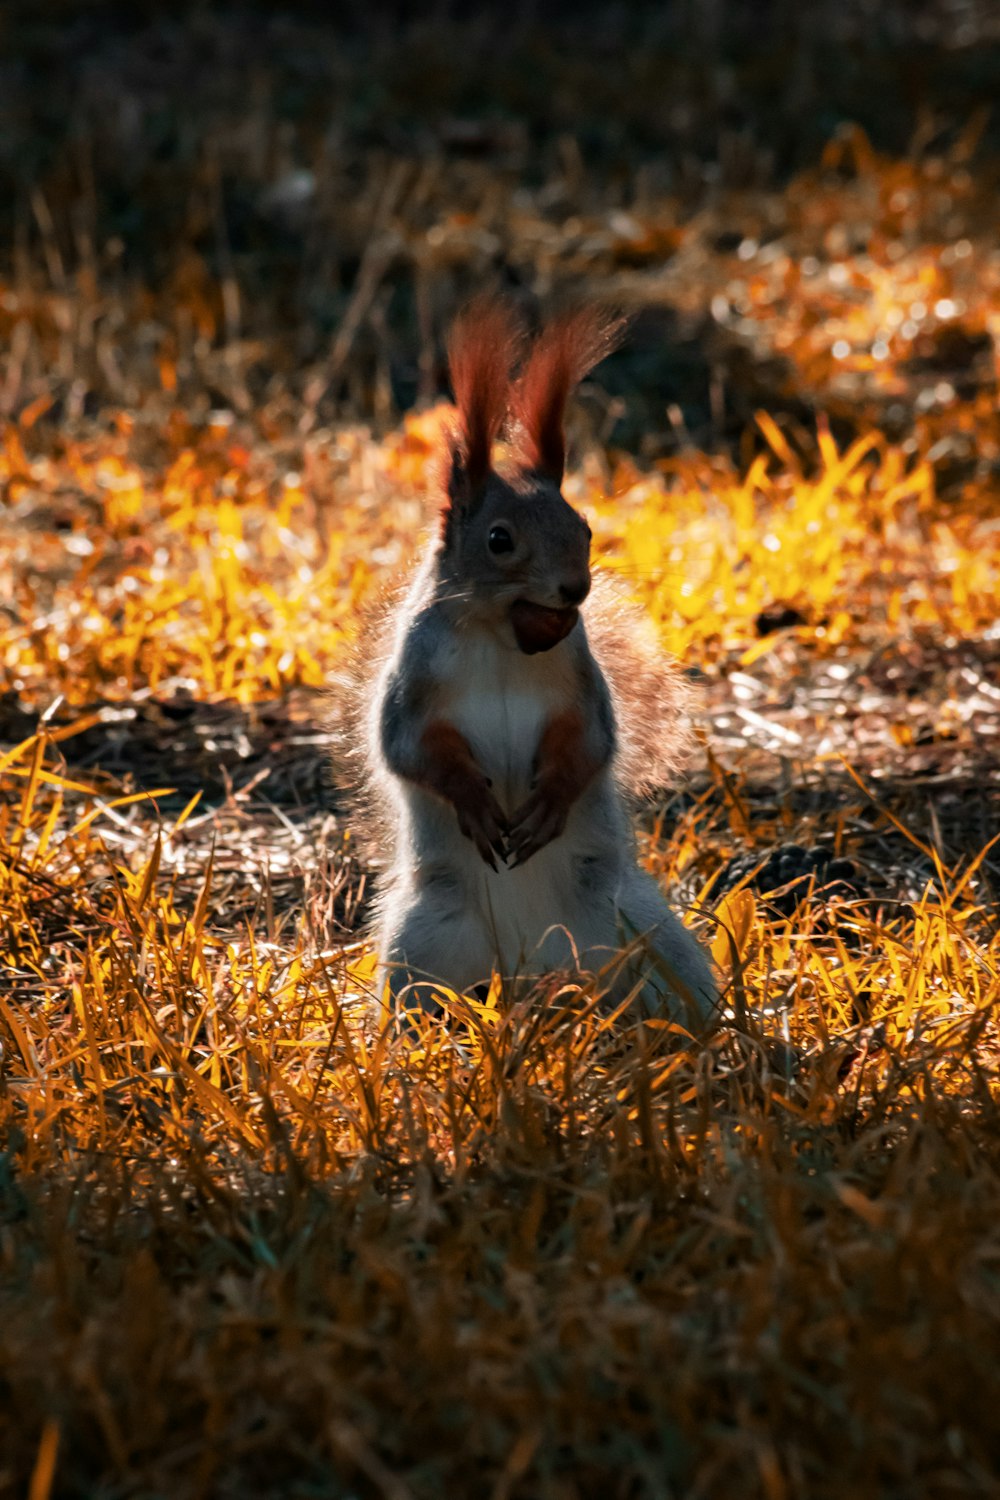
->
<box><xmin>512</xmin><ymin>307</ymin><xmax>626</xmax><ymax>484</ymax></box>
<box><xmin>445</xmin><ymin>297</ymin><xmax>523</xmax><ymax>513</ymax></box>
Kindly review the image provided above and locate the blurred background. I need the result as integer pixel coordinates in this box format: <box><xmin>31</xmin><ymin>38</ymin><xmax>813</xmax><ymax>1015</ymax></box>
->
<box><xmin>2</xmin><ymin>0</ymin><xmax>998</xmax><ymax>455</ymax></box>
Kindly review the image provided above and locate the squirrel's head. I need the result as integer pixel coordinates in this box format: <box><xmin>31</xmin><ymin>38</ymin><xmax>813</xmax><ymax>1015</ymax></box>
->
<box><xmin>439</xmin><ymin>299</ymin><xmax>623</xmax><ymax>655</ymax></box>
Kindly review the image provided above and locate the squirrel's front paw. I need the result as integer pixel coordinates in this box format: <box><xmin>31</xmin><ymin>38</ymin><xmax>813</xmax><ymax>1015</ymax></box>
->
<box><xmin>507</xmin><ymin>781</ymin><xmax>570</xmax><ymax>867</ymax></box>
<box><xmin>454</xmin><ymin>780</ymin><xmax>509</xmax><ymax>870</ymax></box>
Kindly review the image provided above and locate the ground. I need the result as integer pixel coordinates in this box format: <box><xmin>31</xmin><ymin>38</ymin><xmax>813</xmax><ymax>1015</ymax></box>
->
<box><xmin>1</xmin><ymin>7</ymin><xmax>1000</xmax><ymax>1498</ymax></box>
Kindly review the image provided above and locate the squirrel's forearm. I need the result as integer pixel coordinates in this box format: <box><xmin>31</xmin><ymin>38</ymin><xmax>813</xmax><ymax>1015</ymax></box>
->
<box><xmin>385</xmin><ymin>715</ymin><xmax>508</xmax><ymax>869</ymax></box>
<box><xmin>533</xmin><ymin>707</ymin><xmax>612</xmax><ymax>803</ymax></box>
<box><xmin>505</xmin><ymin>705</ymin><xmax>612</xmax><ymax>867</ymax></box>
<box><xmin>399</xmin><ymin>720</ymin><xmax>484</xmax><ymax>804</ymax></box>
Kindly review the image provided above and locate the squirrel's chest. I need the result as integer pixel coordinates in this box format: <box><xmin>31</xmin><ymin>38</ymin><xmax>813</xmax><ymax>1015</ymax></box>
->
<box><xmin>443</xmin><ymin>635</ymin><xmax>573</xmax><ymax>804</ymax></box>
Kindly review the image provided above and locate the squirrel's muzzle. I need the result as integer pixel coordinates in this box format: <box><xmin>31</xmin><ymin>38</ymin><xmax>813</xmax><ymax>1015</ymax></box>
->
<box><xmin>509</xmin><ymin>599</ymin><xmax>580</xmax><ymax>654</ymax></box>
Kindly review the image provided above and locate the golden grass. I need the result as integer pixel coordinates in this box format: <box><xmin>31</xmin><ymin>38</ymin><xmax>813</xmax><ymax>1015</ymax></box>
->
<box><xmin>3</xmin><ymin>718</ymin><xmax>999</xmax><ymax>1496</ymax></box>
<box><xmin>3</xmin><ymin>128</ymin><xmax>1000</xmax><ymax>1497</ymax></box>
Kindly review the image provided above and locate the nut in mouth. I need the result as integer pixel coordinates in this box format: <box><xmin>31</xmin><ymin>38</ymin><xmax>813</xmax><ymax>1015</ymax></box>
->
<box><xmin>509</xmin><ymin>598</ymin><xmax>580</xmax><ymax>654</ymax></box>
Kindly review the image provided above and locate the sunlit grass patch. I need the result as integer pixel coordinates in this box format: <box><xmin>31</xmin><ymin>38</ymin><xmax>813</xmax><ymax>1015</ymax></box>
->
<box><xmin>2</xmin><ymin>719</ymin><xmax>1000</xmax><ymax>1494</ymax></box>
<box><xmin>2</xmin><ymin>109</ymin><xmax>1000</xmax><ymax>1494</ymax></box>
<box><xmin>3</xmin><ymin>720</ymin><xmax>997</xmax><ymax>1174</ymax></box>
<box><xmin>3</xmin><ymin>392</ymin><xmax>999</xmax><ymax>712</ymax></box>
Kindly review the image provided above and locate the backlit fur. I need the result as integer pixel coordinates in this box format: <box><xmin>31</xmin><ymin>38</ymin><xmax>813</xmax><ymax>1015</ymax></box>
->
<box><xmin>352</xmin><ymin>301</ymin><xmax>717</xmax><ymax>1024</ymax></box>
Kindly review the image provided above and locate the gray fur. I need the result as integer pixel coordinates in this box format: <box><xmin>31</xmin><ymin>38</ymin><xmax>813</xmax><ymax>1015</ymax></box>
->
<box><xmin>363</xmin><ymin>468</ymin><xmax>718</xmax><ymax>1027</ymax></box>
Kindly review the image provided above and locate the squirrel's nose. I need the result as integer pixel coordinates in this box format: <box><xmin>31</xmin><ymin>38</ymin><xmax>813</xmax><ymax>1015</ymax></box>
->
<box><xmin>559</xmin><ymin>576</ymin><xmax>590</xmax><ymax>607</ymax></box>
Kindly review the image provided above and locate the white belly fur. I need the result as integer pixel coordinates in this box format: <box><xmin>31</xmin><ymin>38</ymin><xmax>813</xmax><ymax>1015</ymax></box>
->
<box><xmin>446</xmin><ymin>628</ymin><xmax>576</xmax><ymax>810</ymax></box>
<box><xmin>380</xmin><ymin>629</ymin><xmax>624</xmax><ymax>988</ymax></box>
<box><xmin>376</xmin><ymin>625</ymin><xmax>717</xmax><ymax>1019</ymax></box>
<box><xmin>384</xmin><ymin>778</ymin><xmax>623</xmax><ymax>990</ymax></box>
<box><xmin>445</xmin><ymin>631</ymin><xmax>617</xmax><ymax>973</ymax></box>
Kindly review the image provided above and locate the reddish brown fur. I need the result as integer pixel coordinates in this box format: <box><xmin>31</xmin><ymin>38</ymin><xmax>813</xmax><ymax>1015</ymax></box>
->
<box><xmin>506</xmin><ymin>707</ymin><xmax>607</xmax><ymax>865</ymax></box>
<box><xmin>414</xmin><ymin>719</ymin><xmax>508</xmax><ymax>868</ymax></box>
<box><xmin>328</xmin><ymin>544</ymin><xmax>690</xmax><ymax>870</ymax></box>
<box><xmin>511</xmin><ymin>307</ymin><xmax>626</xmax><ymax>481</ymax></box>
<box><xmin>415</xmin><ymin>720</ymin><xmax>488</xmax><ymax>803</ymax></box>
<box><xmin>330</xmin><ymin>302</ymin><xmax>686</xmax><ymax>853</ymax></box>
<box><xmin>532</xmin><ymin>709</ymin><xmax>602</xmax><ymax>808</ymax></box>
<box><xmin>445</xmin><ymin>298</ymin><xmax>523</xmax><ymax>501</ymax></box>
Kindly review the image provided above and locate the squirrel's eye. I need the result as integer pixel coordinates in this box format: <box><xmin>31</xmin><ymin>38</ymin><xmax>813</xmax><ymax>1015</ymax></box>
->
<box><xmin>488</xmin><ymin>525</ymin><xmax>514</xmax><ymax>555</ymax></box>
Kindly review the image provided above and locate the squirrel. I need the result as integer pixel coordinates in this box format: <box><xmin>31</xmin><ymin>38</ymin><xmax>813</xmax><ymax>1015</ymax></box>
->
<box><xmin>358</xmin><ymin>299</ymin><xmax>718</xmax><ymax>1025</ymax></box>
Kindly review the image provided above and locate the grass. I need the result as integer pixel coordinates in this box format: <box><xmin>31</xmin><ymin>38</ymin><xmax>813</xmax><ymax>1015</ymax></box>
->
<box><xmin>3</xmin><ymin>8</ymin><xmax>1000</xmax><ymax>1497</ymax></box>
<box><xmin>3</xmin><ymin>734</ymin><xmax>999</xmax><ymax>1497</ymax></box>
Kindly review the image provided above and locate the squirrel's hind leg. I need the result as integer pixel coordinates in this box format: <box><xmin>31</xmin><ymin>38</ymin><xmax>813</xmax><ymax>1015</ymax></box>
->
<box><xmin>376</xmin><ymin>886</ymin><xmax>493</xmax><ymax>1016</ymax></box>
<box><xmin>616</xmin><ymin>871</ymin><xmax>719</xmax><ymax>1028</ymax></box>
